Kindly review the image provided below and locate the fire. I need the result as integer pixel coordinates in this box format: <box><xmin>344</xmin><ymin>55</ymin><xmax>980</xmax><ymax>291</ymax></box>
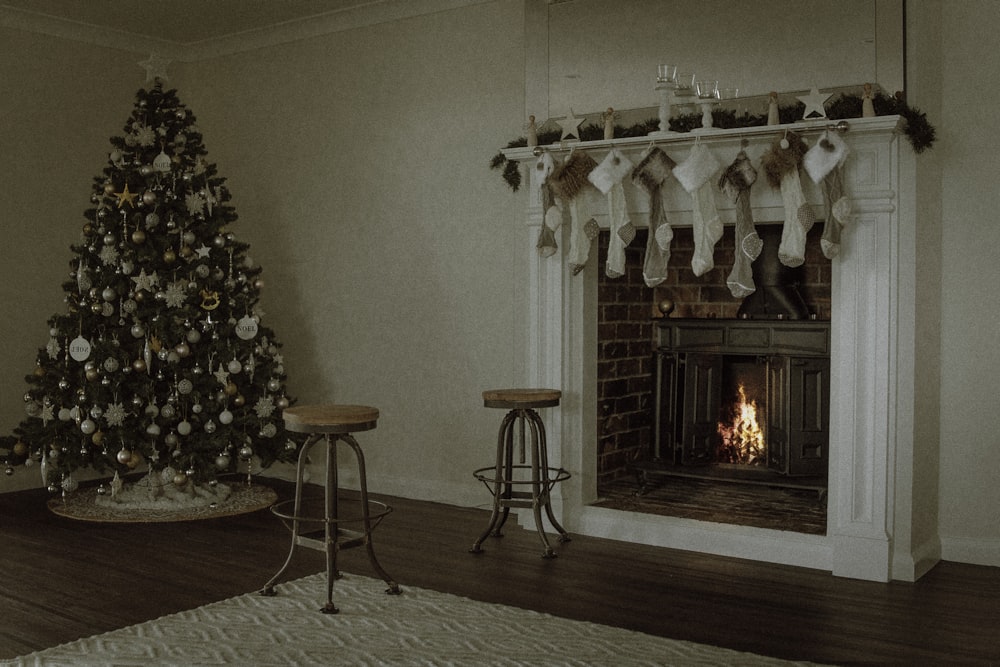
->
<box><xmin>717</xmin><ymin>384</ymin><xmax>766</xmax><ymax>465</ymax></box>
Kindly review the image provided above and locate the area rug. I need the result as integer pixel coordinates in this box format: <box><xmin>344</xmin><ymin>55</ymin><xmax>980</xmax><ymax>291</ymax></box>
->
<box><xmin>4</xmin><ymin>573</ymin><xmax>824</xmax><ymax>667</ymax></box>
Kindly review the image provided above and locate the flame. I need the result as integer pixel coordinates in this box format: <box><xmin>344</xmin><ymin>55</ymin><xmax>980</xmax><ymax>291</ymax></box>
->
<box><xmin>717</xmin><ymin>384</ymin><xmax>766</xmax><ymax>465</ymax></box>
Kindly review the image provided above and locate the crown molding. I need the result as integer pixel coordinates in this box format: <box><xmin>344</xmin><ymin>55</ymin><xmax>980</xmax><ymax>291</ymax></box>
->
<box><xmin>0</xmin><ymin>0</ymin><xmax>495</xmax><ymax>61</ymax></box>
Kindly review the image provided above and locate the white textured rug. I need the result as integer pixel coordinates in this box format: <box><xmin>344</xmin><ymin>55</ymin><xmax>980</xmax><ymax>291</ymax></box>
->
<box><xmin>5</xmin><ymin>573</ymin><xmax>822</xmax><ymax>666</ymax></box>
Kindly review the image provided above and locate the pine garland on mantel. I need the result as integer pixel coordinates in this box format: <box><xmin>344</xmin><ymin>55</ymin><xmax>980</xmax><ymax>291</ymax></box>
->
<box><xmin>490</xmin><ymin>92</ymin><xmax>936</xmax><ymax>192</ymax></box>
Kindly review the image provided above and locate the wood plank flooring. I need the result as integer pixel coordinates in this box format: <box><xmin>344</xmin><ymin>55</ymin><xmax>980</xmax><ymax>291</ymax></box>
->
<box><xmin>1</xmin><ymin>480</ymin><xmax>998</xmax><ymax>665</ymax></box>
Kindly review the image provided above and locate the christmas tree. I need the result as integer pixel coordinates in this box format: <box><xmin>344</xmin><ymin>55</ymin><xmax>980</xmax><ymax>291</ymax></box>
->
<box><xmin>1</xmin><ymin>82</ymin><xmax>296</xmax><ymax>507</ymax></box>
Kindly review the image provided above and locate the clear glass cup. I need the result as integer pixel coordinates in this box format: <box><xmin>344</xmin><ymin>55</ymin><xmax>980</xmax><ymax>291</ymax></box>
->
<box><xmin>657</xmin><ymin>64</ymin><xmax>677</xmax><ymax>84</ymax></box>
<box><xmin>697</xmin><ymin>80</ymin><xmax>719</xmax><ymax>99</ymax></box>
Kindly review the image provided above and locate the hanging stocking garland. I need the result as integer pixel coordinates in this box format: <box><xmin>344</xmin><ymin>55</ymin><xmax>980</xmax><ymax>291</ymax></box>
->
<box><xmin>631</xmin><ymin>147</ymin><xmax>676</xmax><ymax>287</ymax></box>
<box><xmin>550</xmin><ymin>150</ymin><xmax>599</xmax><ymax>274</ymax></box>
<box><xmin>761</xmin><ymin>131</ymin><xmax>815</xmax><ymax>267</ymax></box>
<box><xmin>588</xmin><ymin>148</ymin><xmax>634</xmax><ymax>278</ymax></box>
<box><xmin>718</xmin><ymin>146</ymin><xmax>762</xmax><ymax>298</ymax></box>
<box><xmin>673</xmin><ymin>142</ymin><xmax>723</xmax><ymax>277</ymax></box>
<box><xmin>531</xmin><ymin>151</ymin><xmax>560</xmax><ymax>258</ymax></box>
<box><xmin>804</xmin><ymin>130</ymin><xmax>852</xmax><ymax>258</ymax></box>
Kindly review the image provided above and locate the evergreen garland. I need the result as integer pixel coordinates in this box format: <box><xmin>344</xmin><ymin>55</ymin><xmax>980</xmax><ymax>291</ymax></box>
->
<box><xmin>491</xmin><ymin>92</ymin><xmax>936</xmax><ymax>192</ymax></box>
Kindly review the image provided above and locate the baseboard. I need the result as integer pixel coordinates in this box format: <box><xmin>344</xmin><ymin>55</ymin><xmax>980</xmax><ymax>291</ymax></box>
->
<box><xmin>940</xmin><ymin>535</ymin><xmax>1000</xmax><ymax>568</ymax></box>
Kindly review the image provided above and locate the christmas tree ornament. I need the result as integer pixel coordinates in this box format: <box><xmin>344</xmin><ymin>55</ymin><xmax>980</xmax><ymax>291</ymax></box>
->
<box><xmin>587</xmin><ymin>148</ymin><xmax>634</xmax><ymax>278</ymax></box>
<box><xmin>673</xmin><ymin>142</ymin><xmax>723</xmax><ymax>276</ymax></box>
<box><xmin>761</xmin><ymin>131</ymin><xmax>815</xmax><ymax>267</ymax></box>
<box><xmin>719</xmin><ymin>146</ymin><xmax>762</xmax><ymax>298</ymax></box>
<box><xmin>630</xmin><ymin>147</ymin><xmax>676</xmax><ymax>287</ymax></box>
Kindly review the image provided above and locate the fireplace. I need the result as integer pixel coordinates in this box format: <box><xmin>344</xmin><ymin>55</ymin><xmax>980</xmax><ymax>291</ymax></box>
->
<box><xmin>503</xmin><ymin>116</ymin><xmax>938</xmax><ymax>582</ymax></box>
<box><xmin>643</xmin><ymin>318</ymin><xmax>830</xmax><ymax>487</ymax></box>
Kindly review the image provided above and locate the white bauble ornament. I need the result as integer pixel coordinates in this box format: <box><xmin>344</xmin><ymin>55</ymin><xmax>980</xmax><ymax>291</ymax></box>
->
<box><xmin>218</xmin><ymin>409</ymin><xmax>233</xmax><ymax>425</ymax></box>
<box><xmin>80</xmin><ymin>418</ymin><xmax>96</xmax><ymax>435</ymax></box>
<box><xmin>177</xmin><ymin>420</ymin><xmax>192</xmax><ymax>436</ymax></box>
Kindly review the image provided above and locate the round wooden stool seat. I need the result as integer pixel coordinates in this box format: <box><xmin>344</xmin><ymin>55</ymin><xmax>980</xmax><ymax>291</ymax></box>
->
<box><xmin>282</xmin><ymin>404</ymin><xmax>379</xmax><ymax>434</ymax></box>
<box><xmin>482</xmin><ymin>388</ymin><xmax>561</xmax><ymax>409</ymax></box>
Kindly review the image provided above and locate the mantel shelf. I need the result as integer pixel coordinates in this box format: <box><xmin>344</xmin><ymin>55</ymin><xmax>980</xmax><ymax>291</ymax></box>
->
<box><xmin>501</xmin><ymin>115</ymin><xmax>906</xmax><ymax>162</ymax></box>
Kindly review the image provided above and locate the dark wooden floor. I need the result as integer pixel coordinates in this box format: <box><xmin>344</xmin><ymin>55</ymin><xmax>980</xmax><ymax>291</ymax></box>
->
<box><xmin>1</xmin><ymin>480</ymin><xmax>998</xmax><ymax>665</ymax></box>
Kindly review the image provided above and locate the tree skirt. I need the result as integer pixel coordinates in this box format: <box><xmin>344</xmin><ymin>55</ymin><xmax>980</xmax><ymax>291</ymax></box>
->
<box><xmin>7</xmin><ymin>572</ymin><xmax>827</xmax><ymax>666</ymax></box>
<box><xmin>47</xmin><ymin>482</ymin><xmax>276</xmax><ymax>523</ymax></box>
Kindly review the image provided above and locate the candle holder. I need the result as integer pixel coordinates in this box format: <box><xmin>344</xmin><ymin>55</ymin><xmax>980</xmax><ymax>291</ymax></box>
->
<box><xmin>649</xmin><ymin>66</ymin><xmax>696</xmax><ymax>137</ymax></box>
<box><xmin>692</xmin><ymin>80</ymin><xmax>721</xmax><ymax>133</ymax></box>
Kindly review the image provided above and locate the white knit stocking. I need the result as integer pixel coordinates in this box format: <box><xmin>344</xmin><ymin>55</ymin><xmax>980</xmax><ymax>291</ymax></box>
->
<box><xmin>777</xmin><ymin>168</ymin><xmax>815</xmax><ymax>267</ymax></box>
<box><xmin>673</xmin><ymin>143</ymin><xmax>722</xmax><ymax>277</ymax></box>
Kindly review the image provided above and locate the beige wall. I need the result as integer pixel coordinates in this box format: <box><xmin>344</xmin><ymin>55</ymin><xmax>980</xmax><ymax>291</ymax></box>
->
<box><xmin>0</xmin><ymin>0</ymin><xmax>997</xmax><ymax>567</ymax></box>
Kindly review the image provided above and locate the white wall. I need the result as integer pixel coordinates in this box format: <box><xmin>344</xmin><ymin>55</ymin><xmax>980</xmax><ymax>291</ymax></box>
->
<box><xmin>177</xmin><ymin>1</ymin><xmax>527</xmax><ymax>504</ymax></box>
<box><xmin>0</xmin><ymin>0</ymin><xmax>997</xmax><ymax>568</ymax></box>
<box><xmin>935</xmin><ymin>0</ymin><xmax>1000</xmax><ymax>566</ymax></box>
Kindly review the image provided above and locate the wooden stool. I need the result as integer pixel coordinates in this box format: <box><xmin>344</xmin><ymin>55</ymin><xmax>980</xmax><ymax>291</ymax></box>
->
<box><xmin>470</xmin><ymin>389</ymin><xmax>571</xmax><ymax>558</ymax></box>
<box><xmin>260</xmin><ymin>404</ymin><xmax>400</xmax><ymax>613</ymax></box>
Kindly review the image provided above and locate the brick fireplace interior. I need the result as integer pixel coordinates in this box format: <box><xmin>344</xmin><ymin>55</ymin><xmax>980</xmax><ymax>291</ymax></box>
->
<box><xmin>596</xmin><ymin>224</ymin><xmax>832</xmax><ymax>490</ymax></box>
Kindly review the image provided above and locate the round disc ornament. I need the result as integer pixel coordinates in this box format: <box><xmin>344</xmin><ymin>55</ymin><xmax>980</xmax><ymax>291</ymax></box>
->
<box><xmin>235</xmin><ymin>315</ymin><xmax>258</xmax><ymax>340</ymax></box>
<box><xmin>69</xmin><ymin>336</ymin><xmax>92</xmax><ymax>362</ymax></box>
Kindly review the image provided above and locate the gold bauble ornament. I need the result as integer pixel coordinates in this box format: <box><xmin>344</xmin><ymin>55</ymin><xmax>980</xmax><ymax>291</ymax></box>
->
<box><xmin>86</xmin><ymin>368</ymin><xmax>100</xmax><ymax>382</ymax></box>
<box><xmin>163</xmin><ymin>249</ymin><xmax>177</xmax><ymax>264</ymax></box>
<box><xmin>131</xmin><ymin>229</ymin><xmax>146</xmax><ymax>244</ymax></box>
<box><xmin>225</xmin><ymin>382</ymin><xmax>238</xmax><ymax>396</ymax></box>
<box><xmin>12</xmin><ymin>441</ymin><xmax>28</xmax><ymax>456</ymax></box>
<box><xmin>133</xmin><ymin>358</ymin><xmax>147</xmax><ymax>372</ymax></box>
<box><xmin>91</xmin><ymin>430</ymin><xmax>104</xmax><ymax>446</ymax></box>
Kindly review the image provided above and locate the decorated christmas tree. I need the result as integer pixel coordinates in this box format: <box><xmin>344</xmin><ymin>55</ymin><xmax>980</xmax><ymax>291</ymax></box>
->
<box><xmin>1</xmin><ymin>81</ymin><xmax>297</xmax><ymax>508</ymax></box>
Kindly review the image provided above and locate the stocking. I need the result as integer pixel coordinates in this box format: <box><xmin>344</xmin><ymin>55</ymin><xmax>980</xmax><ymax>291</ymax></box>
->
<box><xmin>532</xmin><ymin>152</ymin><xmax>560</xmax><ymax>258</ymax></box>
<box><xmin>631</xmin><ymin>147</ymin><xmax>676</xmax><ymax>287</ymax></box>
<box><xmin>804</xmin><ymin>131</ymin><xmax>851</xmax><ymax>259</ymax></box>
<box><xmin>588</xmin><ymin>149</ymin><xmax>634</xmax><ymax>278</ymax></box>
<box><xmin>719</xmin><ymin>149</ymin><xmax>762</xmax><ymax>298</ymax></box>
<box><xmin>820</xmin><ymin>164</ymin><xmax>851</xmax><ymax>258</ymax></box>
<box><xmin>673</xmin><ymin>143</ymin><xmax>723</xmax><ymax>276</ymax></box>
<box><xmin>550</xmin><ymin>150</ymin><xmax>599</xmax><ymax>274</ymax></box>
<box><xmin>762</xmin><ymin>131</ymin><xmax>814</xmax><ymax>268</ymax></box>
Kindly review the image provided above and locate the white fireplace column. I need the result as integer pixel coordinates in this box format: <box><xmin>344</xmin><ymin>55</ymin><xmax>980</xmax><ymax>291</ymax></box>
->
<box><xmin>503</xmin><ymin>116</ymin><xmax>939</xmax><ymax>582</ymax></box>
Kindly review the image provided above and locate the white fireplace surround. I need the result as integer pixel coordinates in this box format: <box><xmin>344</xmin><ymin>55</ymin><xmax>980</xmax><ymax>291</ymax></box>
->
<box><xmin>503</xmin><ymin>115</ymin><xmax>940</xmax><ymax>582</ymax></box>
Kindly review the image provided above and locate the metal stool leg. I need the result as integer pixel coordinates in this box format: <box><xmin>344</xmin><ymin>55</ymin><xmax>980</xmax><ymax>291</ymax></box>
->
<box><xmin>321</xmin><ymin>435</ymin><xmax>340</xmax><ymax>614</ymax></box>
<box><xmin>470</xmin><ymin>409</ymin><xmax>517</xmax><ymax>553</ymax></box>
<box><xmin>260</xmin><ymin>433</ymin><xmax>322</xmax><ymax>597</ymax></box>
<box><xmin>341</xmin><ymin>433</ymin><xmax>401</xmax><ymax>595</ymax></box>
<box><xmin>529</xmin><ymin>409</ymin><xmax>570</xmax><ymax>544</ymax></box>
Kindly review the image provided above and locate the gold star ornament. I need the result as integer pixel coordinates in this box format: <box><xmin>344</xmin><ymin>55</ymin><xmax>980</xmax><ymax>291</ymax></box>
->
<box><xmin>114</xmin><ymin>183</ymin><xmax>138</xmax><ymax>209</ymax></box>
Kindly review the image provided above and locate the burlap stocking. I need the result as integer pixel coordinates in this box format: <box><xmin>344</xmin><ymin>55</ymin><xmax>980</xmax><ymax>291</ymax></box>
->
<box><xmin>631</xmin><ymin>147</ymin><xmax>676</xmax><ymax>287</ymax></box>
<box><xmin>804</xmin><ymin>131</ymin><xmax>851</xmax><ymax>259</ymax></box>
<box><xmin>588</xmin><ymin>149</ymin><xmax>634</xmax><ymax>278</ymax></box>
<box><xmin>762</xmin><ymin>131</ymin><xmax>815</xmax><ymax>268</ymax></box>
<box><xmin>673</xmin><ymin>143</ymin><xmax>723</xmax><ymax>276</ymax></box>
<box><xmin>550</xmin><ymin>150</ymin><xmax>599</xmax><ymax>275</ymax></box>
<box><xmin>719</xmin><ymin>149</ymin><xmax>762</xmax><ymax>298</ymax></box>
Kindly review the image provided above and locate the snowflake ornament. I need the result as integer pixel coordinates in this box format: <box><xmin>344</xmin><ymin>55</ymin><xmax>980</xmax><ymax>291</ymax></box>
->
<box><xmin>133</xmin><ymin>123</ymin><xmax>157</xmax><ymax>147</ymax></box>
<box><xmin>254</xmin><ymin>396</ymin><xmax>276</xmax><ymax>419</ymax></box>
<box><xmin>46</xmin><ymin>337</ymin><xmax>61</xmax><ymax>360</ymax></box>
<box><xmin>104</xmin><ymin>402</ymin><xmax>127</xmax><ymax>427</ymax></box>
<box><xmin>164</xmin><ymin>281</ymin><xmax>188</xmax><ymax>308</ymax></box>
<box><xmin>99</xmin><ymin>244</ymin><xmax>120</xmax><ymax>266</ymax></box>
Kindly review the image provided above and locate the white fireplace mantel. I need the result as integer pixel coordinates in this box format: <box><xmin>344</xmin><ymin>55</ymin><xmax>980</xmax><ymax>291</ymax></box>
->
<box><xmin>504</xmin><ymin>115</ymin><xmax>941</xmax><ymax>582</ymax></box>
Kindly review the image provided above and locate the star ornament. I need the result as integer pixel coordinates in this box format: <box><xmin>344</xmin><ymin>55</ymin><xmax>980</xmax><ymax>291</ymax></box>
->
<box><xmin>138</xmin><ymin>53</ymin><xmax>171</xmax><ymax>83</ymax></box>
<box><xmin>114</xmin><ymin>183</ymin><xmax>138</xmax><ymax>209</ymax></box>
<box><xmin>556</xmin><ymin>109</ymin><xmax>585</xmax><ymax>141</ymax></box>
<box><xmin>798</xmin><ymin>87</ymin><xmax>832</xmax><ymax>120</ymax></box>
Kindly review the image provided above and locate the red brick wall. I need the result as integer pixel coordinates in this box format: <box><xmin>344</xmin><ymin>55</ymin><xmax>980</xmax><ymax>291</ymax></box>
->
<box><xmin>596</xmin><ymin>224</ymin><xmax>831</xmax><ymax>485</ymax></box>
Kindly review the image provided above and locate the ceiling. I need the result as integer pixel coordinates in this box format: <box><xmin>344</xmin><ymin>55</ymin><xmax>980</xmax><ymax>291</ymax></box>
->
<box><xmin>0</xmin><ymin>0</ymin><xmax>373</xmax><ymax>44</ymax></box>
